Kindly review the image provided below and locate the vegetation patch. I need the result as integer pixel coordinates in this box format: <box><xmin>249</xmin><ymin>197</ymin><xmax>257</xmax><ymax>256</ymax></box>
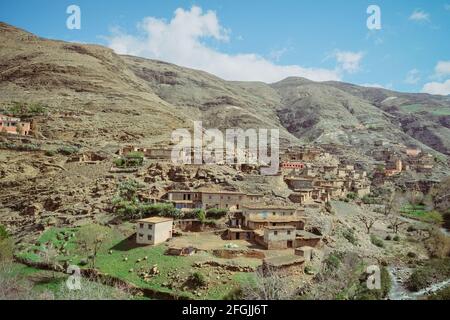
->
<box><xmin>401</xmin><ymin>204</ymin><xmax>443</xmax><ymax>224</ymax></box>
<box><xmin>407</xmin><ymin>258</ymin><xmax>450</xmax><ymax>292</ymax></box>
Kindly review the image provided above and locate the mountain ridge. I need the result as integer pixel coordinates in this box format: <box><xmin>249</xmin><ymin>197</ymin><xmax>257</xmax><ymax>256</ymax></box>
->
<box><xmin>1</xmin><ymin>21</ymin><xmax>450</xmax><ymax>159</ymax></box>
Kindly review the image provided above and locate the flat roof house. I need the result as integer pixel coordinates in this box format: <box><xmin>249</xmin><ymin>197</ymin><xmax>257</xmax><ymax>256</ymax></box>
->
<box><xmin>0</xmin><ymin>114</ymin><xmax>31</xmax><ymax>135</ymax></box>
<box><xmin>136</xmin><ymin>217</ymin><xmax>173</xmax><ymax>245</ymax></box>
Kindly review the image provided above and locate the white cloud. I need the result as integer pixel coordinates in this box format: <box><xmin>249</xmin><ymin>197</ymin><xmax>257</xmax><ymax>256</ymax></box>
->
<box><xmin>105</xmin><ymin>6</ymin><xmax>347</xmax><ymax>83</ymax></box>
<box><xmin>434</xmin><ymin>61</ymin><xmax>450</xmax><ymax>78</ymax></box>
<box><xmin>334</xmin><ymin>50</ymin><xmax>364</xmax><ymax>74</ymax></box>
<box><xmin>405</xmin><ymin>69</ymin><xmax>421</xmax><ymax>84</ymax></box>
<box><xmin>409</xmin><ymin>9</ymin><xmax>430</xmax><ymax>22</ymax></box>
<box><xmin>422</xmin><ymin>79</ymin><xmax>450</xmax><ymax>95</ymax></box>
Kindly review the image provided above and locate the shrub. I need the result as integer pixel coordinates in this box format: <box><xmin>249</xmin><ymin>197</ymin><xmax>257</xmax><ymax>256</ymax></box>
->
<box><xmin>347</xmin><ymin>192</ymin><xmax>358</xmax><ymax>200</ymax></box>
<box><xmin>424</xmin><ymin>228</ymin><xmax>450</xmax><ymax>258</ymax></box>
<box><xmin>206</xmin><ymin>208</ymin><xmax>228</xmax><ymax>220</ymax></box>
<box><xmin>393</xmin><ymin>235</ymin><xmax>400</xmax><ymax>241</ymax></box>
<box><xmin>370</xmin><ymin>235</ymin><xmax>384</xmax><ymax>248</ymax></box>
<box><xmin>342</xmin><ymin>228</ymin><xmax>358</xmax><ymax>245</ymax></box>
<box><xmin>58</xmin><ymin>146</ymin><xmax>79</xmax><ymax>155</ymax></box>
<box><xmin>407</xmin><ymin>258</ymin><xmax>450</xmax><ymax>291</ymax></box>
<box><xmin>141</xmin><ymin>203</ymin><xmax>181</xmax><ymax>219</ymax></box>
<box><xmin>362</xmin><ymin>195</ymin><xmax>378</xmax><ymax>205</ymax></box>
<box><xmin>113</xmin><ymin>158</ymin><xmax>126</xmax><ymax>168</ymax></box>
<box><xmin>189</xmin><ymin>272</ymin><xmax>207</xmax><ymax>287</ymax></box>
<box><xmin>385</xmin><ymin>235</ymin><xmax>392</xmax><ymax>241</ymax></box>
<box><xmin>45</xmin><ymin>150</ymin><xmax>56</xmax><ymax>157</ymax></box>
<box><xmin>0</xmin><ymin>225</ymin><xmax>8</xmax><ymax>240</ymax></box>
<box><xmin>324</xmin><ymin>252</ymin><xmax>342</xmax><ymax>271</ymax></box>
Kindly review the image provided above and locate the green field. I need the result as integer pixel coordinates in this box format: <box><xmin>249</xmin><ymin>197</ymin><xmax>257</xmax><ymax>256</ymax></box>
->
<box><xmin>401</xmin><ymin>204</ymin><xmax>443</xmax><ymax>224</ymax></box>
<box><xmin>400</xmin><ymin>104</ymin><xmax>450</xmax><ymax>116</ymax></box>
<box><xmin>18</xmin><ymin>225</ymin><xmax>256</xmax><ymax>300</ymax></box>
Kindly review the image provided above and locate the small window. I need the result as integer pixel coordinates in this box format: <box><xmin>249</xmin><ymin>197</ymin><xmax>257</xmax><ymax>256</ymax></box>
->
<box><xmin>274</xmin><ymin>231</ymin><xmax>278</xmax><ymax>236</ymax></box>
<box><xmin>287</xmin><ymin>231</ymin><xmax>291</xmax><ymax>235</ymax></box>
<box><xmin>139</xmin><ymin>233</ymin><xmax>144</xmax><ymax>238</ymax></box>
<box><xmin>147</xmin><ymin>235</ymin><xmax>152</xmax><ymax>241</ymax></box>
<box><xmin>273</xmin><ymin>212</ymin><xmax>276</xmax><ymax>216</ymax></box>
<box><xmin>139</xmin><ymin>223</ymin><xmax>144</xmax><ymax>229</ymax></box>
<box><xmin>148</xmin><ymin>224</ymin><xmax>153</xmax><ymax>230</ymax></box>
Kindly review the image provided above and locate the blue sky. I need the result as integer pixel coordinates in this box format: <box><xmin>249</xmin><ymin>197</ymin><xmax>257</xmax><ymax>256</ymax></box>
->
<box><xmin>1</xmin><ymin>0</ymin><xmax>450</xmax><ymax>94</ymax></box>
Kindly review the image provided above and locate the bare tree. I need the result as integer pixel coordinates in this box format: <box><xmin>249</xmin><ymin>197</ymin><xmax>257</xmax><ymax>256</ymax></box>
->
<box><xmin>358</xmin><ymin>215</ymin><xmax>377</xmax><ymax>234</ymax></box>
<box><xmin>241</xmin><ymin>267</ymin><xmax>294</xmax><ymax>300</ymax></box>
<box><xmin>388</xmin><ymin>215</ymin><xmax>406</xmax><ymax>234</ymax></box>
<box><xmin>407</xmin><ymin>183</ymin><xmax>424</xmax><ymax>207</ymax></box>
<box><xmin>76</xmin><ymin>224</ymin><xmax>112</xmax><ymax>269</ymax></box>
<box><xmin>383</xmin><ymin>191</ymin><xmax>400</xmax><ymax>217</ymax></box>
<box><xmin>39</xmin><ymin>243</ymin><xmax>60</xmax><ymax>277</ymax></box>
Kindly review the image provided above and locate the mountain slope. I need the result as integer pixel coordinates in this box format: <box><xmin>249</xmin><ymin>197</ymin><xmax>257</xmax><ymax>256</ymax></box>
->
<box><xmin>1</xmin><ymin>22</ymin><xmax>450</xmax><ymax>160</ymax></box>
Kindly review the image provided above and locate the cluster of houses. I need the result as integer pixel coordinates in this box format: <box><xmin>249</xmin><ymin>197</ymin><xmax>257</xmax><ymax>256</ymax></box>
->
<box><xmin>136</xmin><ymin>188</ymin><xmax>321</xmax><ymax>252</ymax></box>
<box><xmin>0</xmin><ymin>114</ymin><xmax>31</xmax><ymax>136</ymax></box>
<box><xmin>372</xmin><ymin>144</ymin><xmax>435</xmax><ymax>177</ymax></box>
<box><xmin>281</xmin><ymin>146</ymin><xmax>371</xmax><ymax>203</ymax></box>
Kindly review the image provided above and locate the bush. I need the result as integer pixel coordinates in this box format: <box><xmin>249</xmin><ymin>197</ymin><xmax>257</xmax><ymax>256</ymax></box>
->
<box><xmin>113</xmin><ymin>158</ymin><xmax>126</xmax><ymax>168</ymax></box>
<box><xmin>342</xmin><ymin>228</ymin><xmax>358</xmax><ymax>245</ymax></box>
<box><xmin>57</xmin><ymin>146</ymin><xmax>79</xmax><ymax>155</ymax></box>
<box><xmin>370</xmin><ymin>235</ymin><xmax>384</xmax><ymax>248</ymax></box>
<box><xmin>385</xmin><ymin>235</ymin><xmax>392</xmax><ymax>241</ymax></box>
<box><xmin>141</xmin><ymin>203</ymin><xmax>181</xmax><ymax>219</ymax></box>
<box><xmin>45</xmin><ymin>150</ymin><xmax>56</xmax><ymax>157</ymax></box>
<box><xmin>362</xmin><ymin>195</ymin><xmax>378</xmax><ymax>205</ymax></box>
<box><xmin>206</xmin><ymin>208</ymin><xmax>228</xmax><ymax>220</ymax></box>
<box><xmin>393</xmin><ymin>235</ymin><xmax>400</xmax><ymax>241</ymax></box>
<box><xmin>424</xmin><ymin>228</ymin><xmax>450</xmax><ymax>258</ymax></box>
<box><xmin>324</xmin><ymin>252</ymin><xmax>342</xmax><ymax>271</ymax></box>
<box><xmin>113</xmin><ymin>152</ymin><xmax>144</xmax><ymax>168</ymax></box>
<box><xmin>407</xmin><ymin>258</ymin><xmax>450</xmax><ymax>291</ymax></box>
<box><xmin>0</xmin><ymin>225</ymin><xmax>8</xmax><ymax>240</ymax></box>
<box><xmin>189</xmin><ymin>272</ymin><xmax>207</xmax><ymax>287</ymax></box>
<box><xmin>347</xmin><ymin>192</ymin><xmax>358</xmax><ymax>200</ymax></box>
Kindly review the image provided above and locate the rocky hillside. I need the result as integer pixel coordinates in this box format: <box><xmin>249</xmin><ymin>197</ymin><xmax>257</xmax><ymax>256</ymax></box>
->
<box><xmin>1</xmin><ymin>21</ymin><xmax>450</xmax><ymax>157</ymax></box>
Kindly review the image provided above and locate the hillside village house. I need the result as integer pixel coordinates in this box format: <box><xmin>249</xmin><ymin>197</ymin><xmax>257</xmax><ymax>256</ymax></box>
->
<box><xmin>226</xmin><ymin>203</ymin><xmax>317</xmax><ymax>250</ymax></box>
<box><xmin>0</xmin><ymin>114</ymin><xmax>31</xmax><ymax>135</ymax></box>
<box><xmin>136</xmin><ymin>217</ymin><xmax>174</xmax><ymax>245</ymax></box>
<box><xmin>167</xmin><ymin>190</ymin><xmax>263</xmax><ymax>210</ymax></box>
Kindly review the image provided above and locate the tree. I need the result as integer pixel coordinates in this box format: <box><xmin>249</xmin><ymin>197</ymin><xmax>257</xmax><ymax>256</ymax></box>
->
<box><xmin>383</xmin><ymin>190</ymin><xmax>400</xmax><ymax>217</ymax></box>
<box><xmin>39</xmin><ymin>243</ymin><xmax>60</xmax><ymax>277</ymax></box>
<box><xmin>388</xmin><ymin>215</ymin><xmax>406</xmax><ymax>234</ymax></box>
<box><xmin>407</xmin><ymin>183</ymin><xmax>424</xmax><ymax>207</ymax></box>
<box><xmin>358</xmin><ymin>215</ymin><xmax>377</xmax><ymax>234</ymax></box>
<box><xmin>241</xmin><ymin>267</ymin><xmax>294</xmax><ymax>300</ymax></box>
<box><xmin>76</xmin><ymin>224</ymin><xmax>112</xmax><ymax>269</ymax></box>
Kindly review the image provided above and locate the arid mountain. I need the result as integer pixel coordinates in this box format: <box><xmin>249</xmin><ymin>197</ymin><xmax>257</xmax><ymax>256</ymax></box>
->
<box><xmin>1</xmin><ymin>22</ymin><xmax>450</xmax><ymax>159</ymax></box>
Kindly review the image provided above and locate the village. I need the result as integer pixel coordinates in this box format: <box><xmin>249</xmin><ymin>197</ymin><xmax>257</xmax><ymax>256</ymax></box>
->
<box><xmin>0</xmin><ymin>103</ymin><xmax>448</xmax><ymax>300</ymax></box>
